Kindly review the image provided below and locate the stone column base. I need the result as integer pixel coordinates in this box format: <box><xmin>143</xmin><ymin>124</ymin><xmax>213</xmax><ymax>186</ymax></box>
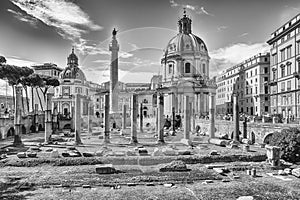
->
<box><xmin>157</xmin><ymin>139</ymin><xmax>165</xmax><ymax>144</ymax></box>
<box><xmin>130</xmin><ymin>137</ymin><xmax>138</xmax><ymax>144</ymax></box>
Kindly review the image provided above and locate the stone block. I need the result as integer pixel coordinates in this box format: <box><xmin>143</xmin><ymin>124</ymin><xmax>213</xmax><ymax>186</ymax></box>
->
<box><xmin>213</xmin><ymin>168</ymin><xmax>224</xmax><ymax>174</ymax></box>
<box><xmin>82</xmin><ymin>152</ymin><xmax>94</xmax><ymax>157</ymax></box>
<box><xmin>292</xmin><ymin>168</ymin><xmax>300</xmax><ymax>178</ymax></box>
<box><xmin>95</xmin><ymin>164</ymin><xmax>116</xmax><ymax>174</ymax></box>
<box><xmin>163</xmin><ymin>183</ymin><xmax>173</xmax><ymax>187</ymax></box>
<box><xmin>181</xmin><ymin>138</ymin><xmax>192</xmax><ymax>146</ymax></box>
<box><xmin>67</xmin><ymin>146</ymin><xmax>77</xmax><ymax>151</ymax></box>
<box><xmin>159</xmin><ymin>160</ymin><xmax>189</xmax><ymax>172</ymax></box>
<box><xmin>237</xmin><ymin>196</ymin><xmax>254</xmax><ymax>200</ymax></box>
<box><xmin>178</xmin><ymin>150</ymin><xmax>191</xmax><ymax>155</ymax></box>
<box><xmin>162</xmin><ymin>147</ymin><xmax>177</xmax><ymax>156</ymax></box>
<box><xmin>202</xmin><ymin>180</ymin><xmax>213</xmax><ymax>184</ymax></box>
<box><xmin>284</xmin><ymin>168</ymin><xmax>292</xmax><ymax>175</ymax></box>
<box><xmin>114</xmin><ymin>151</ymin><xmax>126</xmax><ymax>157</ymax></box>
<box><xmin>27</xmin><ymin>152</ymin><xmax>37</xmax><ymax>158</ymax></box>
<box><xmin>242</xmin><ymin>145</ymin><xmax>250</xmax><ymax>152</ymax></box>
<box><xmin>61</xmin><ymin>152</ymin><xmax>70</xmax><ymax>157</ymax></box>
<box><xmin>45</xmin><ymin>148</ymin><xmax>53</xmax><ymax>152</ymax></box>
<box><xmin>210</xmin><ymin>150</ymin><xmax>218</xmax><ymax>156</ymax></box>
<box><xmin>278</xmin><ymin>170</ymin><xmax>286</xmax><ymax>176</ymax></box>
<box><xmin>29</xmin><ymin>146</ymin><xmax>41</xmax><ymax>152</ymax></box>
<box><xmin>51</xmin><ymin>150</ymin><xmax>60</xmax><ymax>158</ymax></box>
<box><xmin>206</xmin><ymin>164</ymin><xmax>225</xmax><ymax>169</ymax></box>
<box><xmin>17</xmin><ymin>152</ymin><xmax>26</xmax><ymax>158</ymax></box>
<box><xmin>241</xmin><ymin>139</ymin><xmax>250</xmax><ymax>145</ymax></box>
<box><xmin>152</xmin><ymin>148</ymin><xmax>163</xmax><ymax>156</ymax></box>
<box><xmin>208</xmin><ymin>138</ymin><xmax>228</xmax><ymax>147</ymax></box>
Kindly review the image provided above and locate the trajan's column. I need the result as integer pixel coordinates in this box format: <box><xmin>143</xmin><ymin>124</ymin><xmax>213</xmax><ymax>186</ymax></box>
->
<box><xmin>109</xmin><ymin>28</ymin><xmax>119</xmax><ymax>113</ymax></box>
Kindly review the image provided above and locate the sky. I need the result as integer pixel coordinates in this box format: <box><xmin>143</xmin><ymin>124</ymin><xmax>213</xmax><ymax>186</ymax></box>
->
<box><xmin>0</xmin><ymin>0</ymin><xmax>300</xmax><ymax>95</ymax></box>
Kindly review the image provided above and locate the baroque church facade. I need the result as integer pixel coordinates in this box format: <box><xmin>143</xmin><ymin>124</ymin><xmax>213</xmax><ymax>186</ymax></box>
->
<box><xmin>161</xmin><ymin>10</ymin><xmax>216</xmax><ymax>117</ymax></box>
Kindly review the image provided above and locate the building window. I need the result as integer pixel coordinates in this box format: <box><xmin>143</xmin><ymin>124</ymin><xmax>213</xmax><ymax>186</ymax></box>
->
<box><xmin>168</xmin><ymin>64</ymin><xmax>173</xmax><ymax>74</ymax></box>
<box><xmin>297</xmin><ymin>41</ymin><xmax>300</xmax><ymax>55</ymax></box>
<box><xmin>264</xmin><ymin>67</ymin><xmax>268</xmax><ymax>74</ymax></box>
<box><xmin>202</xmin><ymin>63</ymin><xmax>206</xmax><ymax>74</ymax></box>
<box><xmin>255</xmin><ymin>87</ymin><xmax>258</xmax><ymax>94</ymax></box>
<box><xmin>264</xmin><ymin>77</ymin><xmax>268</xmax><ymax>82</ymax></box>
<box><xmin>287</xmin><ymin>46</ymin><xmax>292</xmax><ymax>59</ymax></box>
<box><xmin>255</xmin><ymin>69</ymin><xmax>257</xmax><ymax>75</ymax></box>
<box><xmin>185</xmin><ymin>63</ymin><xmax>191</xmax><ymax>73</ymax></box>
<box><xmin>264</xmin><ymin>86</ymin><xmax>268</xmax><ymax>94</ymax></box>
<box><xmin>281</xmin><ymin>49</ymin><xmax>285</xmax><ymax>62</ymax></box>
<box><xmin>272</xmin><ymin>54</ymin><xmax>277</xmax><ymax>65</ymax></box>
<box><xmin>287</xmin><ymin>80</ymin><xmax>291</xmax><ymax>91</ymax></box>
<box><xmin>272</xmin><ymin>70</ymin><xmax>276</xmax><ymax>80</ymax></box>
<box><xmin>281</xmin><ymin>82</ymin><xmax>285</xmax><ymax>92</ymax></box>
<box><xmin>287</xmin><ymin>63</ymin><xmax>291</xmax><ymax>75</ymax></box>
<box><xmin>281</xmin><ymin>66</ymin><xmax>285</xmax><ymax>77</ymax></box>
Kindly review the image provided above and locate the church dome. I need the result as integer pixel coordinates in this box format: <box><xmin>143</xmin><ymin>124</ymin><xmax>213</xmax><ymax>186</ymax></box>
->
<box><xmin>162</xmin><ymin>10</ymin><xmax>208</xmax><ymax>60</ymax></box>
<box><xmin>60</xmin><ymin>47</ymin><xmax>86</xmax><ymax>81</ymax></box>
<box><xmin>60</xmin><ymin>66</ymin><xmax>86</xmax><ymax>81</ymax></box>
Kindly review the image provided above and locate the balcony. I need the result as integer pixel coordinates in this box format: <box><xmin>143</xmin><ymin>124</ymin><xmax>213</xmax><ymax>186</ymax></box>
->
<box><xmin>293</xmin><ymin>72</ymin><xmax>300</xmax><ymax>79</ymax></box>
<box><xmin>269</xmin><ymin>80</ymin><xmax>278</xmax><ymax>86</ymax></box>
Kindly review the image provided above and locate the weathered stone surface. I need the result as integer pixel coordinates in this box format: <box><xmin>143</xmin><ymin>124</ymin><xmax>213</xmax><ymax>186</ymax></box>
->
<box><xmin>292</xmin><ymin>168</ymin><xmax>300</xmax><ymax>178</ymax></box>
<box><xmin>114</xmin><ymin>151</ymin><xmax>126</xmax><ymax>157</ymax></box>
<box><xmin>17</xmin><ymin>152</ymin><xmax>26</xmax><ymax>158</ymax></box>
<box><xmin>95</xmin><ymin>164</ymin><xmax>116</xmax><ymax>174</ymax></box>
<box><xmin>95</xmin><ymin>147</ymin><xmax>112</xmax><ymax>156</ymax></box>
<box><xmin>82</xmin><ymin>185</ymin><xmax>91</xmax><ymax>188</ymax></box>
<box><xmin>163</xmin><ymin>183</ymin><xmax>173</xmax><ymax>187</ymax></box>
<box><xmin>61</xmin><ymin>152</ymin><xmax>70</xmax><ymax>157</ymax></box>
<box><xmin>206</xmin><ymin>164</ymin><xmax>225</xmax><ymax>169</ymax></box>
<box><xmin>67</xmin><ymin>146</ymin><xmax>77</xmax><ymax>151</ymax></box>
<box><xmin>69</xmin><ymin>150</ymin><xmax>81</xmax><ymax>157</ymax></box>
<box><xmin>159</xmin><ymin>160</ymin><xmax>189</xmax><ymax>172</ymax></box>
<box><xmin>241</xmin><ymin>139</ymin><xmax>250</xmax><ymax>145</ymax></box>
<box><xmin>242</xmin><ymin>145</ymin><xmax>250</xmax><ymax>152</ymax></box>
<box><xmin>29</xmin><ymin>146</ymin><xmax>41</xmax><ymax>152</ymax></box>
<box><xmin>278</xmin><ymin>170</ymin><xmax>286</xmax><ymax>176</ymax></box>
<box><xmin>51</xmin><ymin>150</ymin><xmax>60</xmax><ymax>158</ymax></box>
<box><xmin>126</xmin><ymin>150</ymin><xmax>137</xmax><ymax>156</ymax></box>
<box><xmin>45</xmin><ymin>148</ymin><xmax>53</xmax><ymax>152</ymax></box>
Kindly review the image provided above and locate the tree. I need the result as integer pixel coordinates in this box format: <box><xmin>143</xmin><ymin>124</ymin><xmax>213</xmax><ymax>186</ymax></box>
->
<box><xmin>39</xmin><ymin>75</ymin><xmax>60</xmax><ymax>102</ymax></box>
<box><xmin>270</xmin><ymin>128</ymin><xmax>300</xmax><ymax>163</ymax></box>
<box><xmin>0</xmin><ymin>56</ymin><xmax>6</xmax><ymax>65</ymax></box>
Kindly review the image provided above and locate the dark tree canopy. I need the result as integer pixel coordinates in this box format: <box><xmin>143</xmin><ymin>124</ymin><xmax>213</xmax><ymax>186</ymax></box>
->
<box><xmin>0</xmin><ymin>56</ymin><xmax>6</xmax><ymax>64</ymax></box>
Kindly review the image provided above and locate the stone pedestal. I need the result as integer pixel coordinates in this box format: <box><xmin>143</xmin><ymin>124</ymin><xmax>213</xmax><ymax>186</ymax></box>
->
<box><xmin>44</xmin><ymin>93</ymin><xmax>53</xmax><ymax>143</ymax></box>
<box><xmin>233</xmin><ymin>94</ymin><xmax>239</xmax><ymax>142</ymax></box>
<box><xmin>121</xmin><ymin>104</ymin><xmax>127</xmax><ymax>135</ymax></box>
<box><xmin>266</xmin><ymin>145</ymin><xmax>281</xmax><ymax>166</ymax></box>
<box><xmin>130</xmin><ymin>94</ymin><xmax>138</xmax><ymax>144</ymax></box>
<box><xmin>157</xmin><ymin>93</ymin><xmax>164</xmax><ymax>143</ymax></box>
<box><xmin>74</xmin><ymin>94</ymin><xmax>82</xmax><ymax>145</ymax></box>
<box><xmin>103</xmin><ymin>94</ymin><xmax>110</xmax><ymax>143</ymax></box>
<box><xmin>181</xmin><ymin>96</ymin><xmax>191</xmax><ymax>145</ymax></box>
<box><xmin>13</xmin><ymin>85</ymin><xmax>23</xmax><ymax>146</ymax></box>
<box><xmin>209</xmin><ymin>94</ymin><xmax>216</xmax><ymax>138</ymax></box>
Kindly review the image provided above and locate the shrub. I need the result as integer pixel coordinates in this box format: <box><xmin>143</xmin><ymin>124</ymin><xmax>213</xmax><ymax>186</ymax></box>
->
<box><xmin>269</xmin><ymin>128</ymin><xmax>300</xmax><ymax>163</ymax></box>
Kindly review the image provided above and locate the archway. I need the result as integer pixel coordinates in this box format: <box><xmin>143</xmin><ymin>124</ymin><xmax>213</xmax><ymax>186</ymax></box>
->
<box><xmin>263</xmin><ymin>133</ymin><xmax>273</xmax><ymax>144</ymax></box>
<box><xmin>38</xmin><ymin>124</ymin><xmax>44</xmax><ymax>131</ymax></box>
<box><xmin>30</xmin><ymin>125</ymin><xmax>36</xmax><ymax>133</ymax></box>
<box><xmin>7</xmin><ymin>127</ymin><xmax>15</xmax><ymax>137</ymax></box>
<box><xmin>63</xmin><ymin>124</ymin><xmax>71</xmax><ymax>129</ymax></box>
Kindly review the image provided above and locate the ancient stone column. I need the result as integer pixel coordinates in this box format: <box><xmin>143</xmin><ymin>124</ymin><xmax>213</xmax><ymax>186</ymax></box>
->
<box><xmin>170</xmin><ymin>106</ymin><xmax>176</xmax><ymax>135</ymax></box>
<box><xmin>109</xmin><ymin>28</ymin><xmax>119</xmax><ymax>113</ymax></box>
<box><xmin>52</xmin><ymin>106</ymin><xmax>58</xmax><ymax>134</ymax></box>
<box><xmin>34</xmin><ymin>103</ymin><xmax>39</xmax><ymax>132</ymax></box>
<box><xmin>87</xmin><ymin>102</ymin><xmax>91</xmax><ymax>134</ymax></box>
<box><xmin>104</xmin><ymin>94</ymin><xmax>110</xmax><ymax>143</ymax></box>
<box><xmin>209</xmin><ymin>93</ymin><xmax>216</xmax><ymax>138</ymax></box>
<box><xmin>181</xmin><ymin>95</ymin><xmax>191</xmax><ymax>145</ymax></box>
<box><xmin>74</xmin><ymin>94</ymin><xmax>82</xmax><ymax>145</ymax></box>
<box><xmin>199</xmin><ymin>92</ymin><xmax>204</xmax><ymax>116</ymax></box>
<box><xmin>120</xmin><ymin>104</ymin><xmax>127</xmax><ymax>135</ymax></box>
<box><xmin>233</xmin><ymin>93</ymin><xmax>239</xmax><ymax>142</ymax></box>
<box><xmin>155</xmin><ymin>107</ymin><xmax>158</xmax><ymax>133</ymax></box>
<box><xmin>130</xmin><ymin>94</ymin><xmax>138</xmax><ymax>143</ymax></box>
<box><xmin>190</xmin><ymin>102</ymin><xmax>195</xmax><ymax>132</ymax></box>
<box><xmin>13</xmin><ymin>84</ymin><xmax>23</xmax><ymax>146</ymax></box>
<box><xmin>139</xmin><ymin>103</ymin><xmax>143</xmax><ymax>133</ymax></box>
<box><xmin>44</xmin><ymin>93</ymin><xmax>53</xmax><ymax>143</ymax></box>
<box><xmin>157</xmin><ymin>93</ymin><xmax>164</xmax><ymax>143</ymax></box>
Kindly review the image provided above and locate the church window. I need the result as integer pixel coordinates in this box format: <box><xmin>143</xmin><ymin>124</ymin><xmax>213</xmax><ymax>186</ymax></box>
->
<box><xmin>168</xmin><ymin>64</ymin><xmax>173</xmax><ymax>74</ymax></box>
<box><xmin>202</xmin><ymin>63</ymin><xmax>206</xmax><ymax>74</ymax></box>
<box><xmin>186</xmin><ymin>44</ymin><xmax>190</xmax><ymax>49</ymax></box>
<box><xmin>185</xmin><ymin>63</ymin><xmax>191</xmax><ymax>73</ymax></box>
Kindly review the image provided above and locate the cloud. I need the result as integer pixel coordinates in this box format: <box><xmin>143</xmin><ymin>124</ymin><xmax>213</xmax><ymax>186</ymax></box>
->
<box><xmin>7</xmin><ymin>9</ymin><xmax>38</xmax><ymax>27</ymax></box>
<box><xmin>170</xmin><ymin>0</ymin><xmax>213</xmax><ymax>16</ymax></box>
<box><xmin>209</xmin><ymin>43</ymin><xmax>269</xmax><ymax>77</ymax></box>
<box><xmin>4</xmin><ymin>55</ymin><xmax>38</xmax><ymax>67</ymax></box>
<box><xmin>217</xmin><ymin>26</ymin><xmax>228</xmax><ymax>31</ymax></box>
<box><xmin>238</xmin><ymin>32</ymin><xmax>249</xmax><ymax>37</ymax></box>
<box><xmin>10</xmin><ymin>0</ymin><xmax>102</xmax><ymax>54</ymax></box>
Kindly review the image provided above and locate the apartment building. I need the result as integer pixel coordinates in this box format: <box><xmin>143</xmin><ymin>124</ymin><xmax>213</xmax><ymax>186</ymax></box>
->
<box><xmin>267</xmin><ymin>14</ymin><xmax>300</xmax><ymax>119</ymax></box>
<box><xmin>216</xmin><ymin>53</ymin><xmax>270</xmax><ymax>116</ymax></box>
